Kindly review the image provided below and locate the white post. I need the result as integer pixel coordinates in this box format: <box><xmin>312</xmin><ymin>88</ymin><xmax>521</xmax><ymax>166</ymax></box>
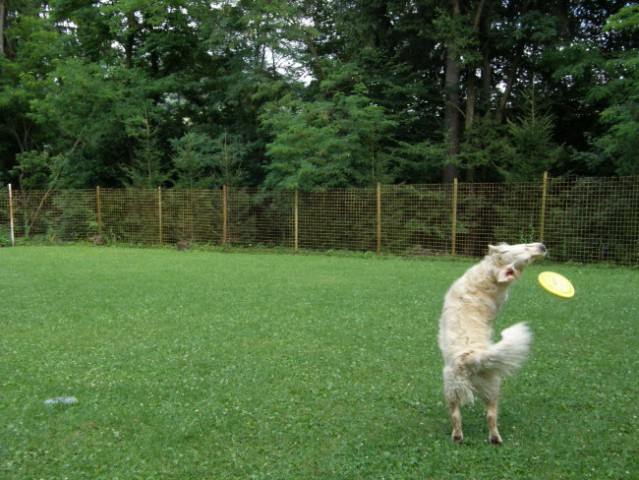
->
<box><xmin>8</xmin><ymin>183</ymin><xmax>15</xmax><ymax>246</ymax></box>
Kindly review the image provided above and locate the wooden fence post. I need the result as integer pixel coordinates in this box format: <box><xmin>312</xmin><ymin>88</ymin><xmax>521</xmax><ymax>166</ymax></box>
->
<box><xmin>539</xmin><ymin>171</ymin><xmax>548</xmax><ymax>242</ymax></box>
<box><xmin>96</xmin><ymin>186</ymin><xmax>103</xmax><ymax>237</ymax></box>
<box><xmin>157</xmin><ymin>187</ymin><xmax>163</xmax><ymax>245</ymax></box>
<box><xmin>451</xmin><ymin>178</ymin><xmax>458</xmax><ymax>260</ymax></box>
<box><xmin>222</xmin><ymin>185</ymin><xmax>228</xmax><ymax>245</ymax></box>
<box><xmin>8</xmin><ymin>183</ymin><xmax>15</xmax><ymax>247</ymax></box>
<box><xmin>294</xmin><ymin>188</ymin><xmax>299</xmax><ymax>252</ymax></box>
<box><xmin>376</xmin><ymin>183</ymin><xmax>382</xmax><ymax>255</ymax></box>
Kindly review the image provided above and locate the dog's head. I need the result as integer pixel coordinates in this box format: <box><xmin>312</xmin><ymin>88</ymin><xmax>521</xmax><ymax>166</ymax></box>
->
<box><xmin>487</xmin><ymin>242</ymin><xmax>547</xmax><ymax>284</ymax></box>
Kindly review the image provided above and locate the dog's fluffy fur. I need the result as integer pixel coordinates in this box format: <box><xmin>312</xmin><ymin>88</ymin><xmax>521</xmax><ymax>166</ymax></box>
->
<box><xmin>438</xmin><ymin>242</ymin><xmax>546</xmax><ymax>444</ymax></box>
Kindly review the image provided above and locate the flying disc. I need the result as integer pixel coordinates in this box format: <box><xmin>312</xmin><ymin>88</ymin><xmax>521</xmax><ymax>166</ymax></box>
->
<box><xmin>538</xmin><ymin>271</ymin><xmax>575</xmax><ymax>299</ymax></box>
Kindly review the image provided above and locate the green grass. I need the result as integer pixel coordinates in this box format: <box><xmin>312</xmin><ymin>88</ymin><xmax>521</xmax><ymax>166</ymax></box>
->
<box><xmin>1</xmin><ymin>246</ymin><xmax>637</xmax><ymax>479</ymax></box>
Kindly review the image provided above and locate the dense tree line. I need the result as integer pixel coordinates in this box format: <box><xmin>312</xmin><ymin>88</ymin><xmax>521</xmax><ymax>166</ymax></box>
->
<box><xmin>1</xmin><ymin>1</ymin><xmax>637</xmax><ymax>191</ymax></box>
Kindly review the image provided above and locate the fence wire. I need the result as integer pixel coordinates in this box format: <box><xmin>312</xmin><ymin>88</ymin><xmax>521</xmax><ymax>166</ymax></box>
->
<box><xmin>1</xmin><ymin>176</ymin><xmax>637</xmax><ymax>266</ymax></box>
<box><xmin>299</xmin><ymin>189</ymin><xmax>377</xmax><ymax>252</ymax></box>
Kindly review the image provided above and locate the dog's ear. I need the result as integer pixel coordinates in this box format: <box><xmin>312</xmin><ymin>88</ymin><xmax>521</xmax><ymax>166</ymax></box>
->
<box><xmin>497</xmin><ymin>264</ymin><xmax>519</xmax><ymax>283</ymax></box>
<box><xmin>489</xmin><ymin>242</ymin><xmax>510</xmax><ymax>255</ymax></box>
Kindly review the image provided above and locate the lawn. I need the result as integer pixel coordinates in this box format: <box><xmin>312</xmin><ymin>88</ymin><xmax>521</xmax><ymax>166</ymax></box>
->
<box><xmin>0</xmin><ymin>246</ymin><xmax>637</xmax><ymax>479</ymax></box>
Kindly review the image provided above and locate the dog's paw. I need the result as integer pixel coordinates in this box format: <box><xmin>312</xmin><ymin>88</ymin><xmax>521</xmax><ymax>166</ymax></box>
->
<box><xmin>458</xmin><ymin>350</ymin><xmax>475</xmax><ymax>363</ymax></box>
<box><xmin>489</xmin><ymin>434</ymin><xmax>503</xmax><ymax>445</ymax></box>
<box><xmin>460</xmin><ymin>350</ymin><xmax>473</xmax><ymax>359</ymax></box>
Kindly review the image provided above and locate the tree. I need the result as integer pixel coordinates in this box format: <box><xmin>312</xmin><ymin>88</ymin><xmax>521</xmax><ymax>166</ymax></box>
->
<box><xmin>210</xmin><ymin>130</ymin><xmax>247</xmax><ymax>188</ymax></box>
<box><xmin>171</xmin><ymin>129</ymin><xmax>246</xmax><ymax>189</ymax></box>
<box><xmin>0</xmin><ymin>1</ymin><xmax>65</xmax><ymax>179</ymax></box>
<box><xmin>439</xmin><ymin>0</ymin><xmax>463</xmax><ymax>183</ymax></box>
<box><xmin>10</xmin><ymin>149</ymin><xmax>67</xmax><ymax>190</ymax></box>
<box><xmin>9</xmin><ymin>149</ymin><xmax>68</xmax><ymax>238</ymax></box>
<box><xmin>28</xmin><ymin>59</ymin><xmax>170</xmax><ymax>186</ymax></box>
<box><xmin>171</xmin><ymin>130</ymin><xmax>216</xmax><ymax>190</ymax></box>
<box><xmin>458</xmin><ymin>118</ymin><xmax>511</xmax><ymax>182</ymax></box>
<box><xmin>501</xmin><ymin>94</ymin><xmax>563</xmax><ymax>181</ymax></box>
<box><xmin>261</xmin><ymin>64</ymin><xmax>397</xmax><ymax>191</ymax></box>
<box><xmin>123</xmin><ymin>114</ymin><xmax>169</xmax><ymax>188</ymax></box>
<box><xmin>0</xmin><ymin>0</ymin><xmax>6</xmax><ymax>56</ymax></box>
<box><xmin>588</xmin><ymin>5</ymin><xmax>639</xmax><ymax>175</ymax></box>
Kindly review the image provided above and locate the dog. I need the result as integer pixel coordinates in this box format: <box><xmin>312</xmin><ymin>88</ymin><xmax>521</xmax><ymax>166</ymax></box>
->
<box><xmin>438</xmin><ymin>242</ymin><xmax>547</xmax><ymax>444</ymax></box>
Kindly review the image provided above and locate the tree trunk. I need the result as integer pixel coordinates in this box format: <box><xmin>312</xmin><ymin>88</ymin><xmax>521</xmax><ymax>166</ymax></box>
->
<box><xmin>125</xmin><ymin>11</ymin><xmax>140</xmax><ymax>69</ymax></box>
<box><xmin>443</xmin><ymin>0</ymin><xmax>461</xmax><ymax>184</ymax></box>
<box><xmin>464</xmin><ymin>73</ymin><xmax>476</xmax><ymax>183</ymax></box>
<box><xmin>463</xmin><ymin>0</ymin><xmax>486</xmax><ymax>183</ymax></box>
<box><xmin>477</xmin><ymin>0</ymin><xmax>491</xmax><ymax>116</ymax></box>
<box><xmin>0</xmin><ymin>0</ymin><xmax>5</xmax><ymax>56</ymax></box>
<box><xmin>495</xmin><ymin>62</ymin><xmax>517</xmax><ymax>123</ymax></box>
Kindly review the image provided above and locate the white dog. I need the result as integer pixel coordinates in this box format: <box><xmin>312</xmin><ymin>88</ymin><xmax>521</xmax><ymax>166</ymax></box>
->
<box><xmin>438</xmin><ymin>242</ymin><xmax>547</xmax><ymax>444</ymax></box>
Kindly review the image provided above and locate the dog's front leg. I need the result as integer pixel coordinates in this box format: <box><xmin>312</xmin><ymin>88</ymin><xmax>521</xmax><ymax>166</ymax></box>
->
<box><xmin>447</xmin><ymin>400</ymin><xmax>464</xmax><ymax>443</ymax></box>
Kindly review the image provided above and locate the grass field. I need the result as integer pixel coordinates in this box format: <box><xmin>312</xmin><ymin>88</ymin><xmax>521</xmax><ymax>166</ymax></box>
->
<box><xmin>0</xmin><ymin>246</ymin><xmax>637</xmax><ymax>479</ymax></box>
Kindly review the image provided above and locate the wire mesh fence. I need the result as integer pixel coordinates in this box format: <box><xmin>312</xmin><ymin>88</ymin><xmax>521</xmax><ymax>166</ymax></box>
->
<box><xmin>1</xmin><ymin>175</ymin><xmax>637</xmax><ymax>266</ymax></box>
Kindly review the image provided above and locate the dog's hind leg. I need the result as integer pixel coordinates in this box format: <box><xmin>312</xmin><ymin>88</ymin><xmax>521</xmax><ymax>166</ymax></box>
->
<box><xmin>447</xmin><ymin>400</ymin><xmax>464</xmax><ymax>443</ymax></box>
<box><xmin>477</xmin><ymin>375</ymin><xmax>503</xmax><ymax>444</ymax></box>
<box><xmin>443</xmin><ymin>366</ymin><xmax>473</xmax><ymax>443</ymax></box>
<box><xmin>486</xmin><ymin>399</ymin><xmax>502</xmax><ymax>445</ymax></box>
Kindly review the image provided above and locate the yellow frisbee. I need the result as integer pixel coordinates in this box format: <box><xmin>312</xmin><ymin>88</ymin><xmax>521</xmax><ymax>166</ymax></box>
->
<box><xmin>538</xmin><ymin>271</ymin><xmax>575</xmax><ymax>299</ymax></box>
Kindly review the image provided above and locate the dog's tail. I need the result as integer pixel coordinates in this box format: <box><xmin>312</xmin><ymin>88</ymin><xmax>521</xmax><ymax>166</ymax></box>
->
<box><xmin>481</xmin><ymin>322</ymin><xmax>533</xmax><ymax>376</ymax></box>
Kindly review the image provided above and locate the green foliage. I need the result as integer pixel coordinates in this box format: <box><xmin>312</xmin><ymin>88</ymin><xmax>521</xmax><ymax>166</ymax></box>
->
<box><xmin>48</xmin><ymin>190</ymin><xmax>96</xmax><ymax>241</ymax></box>
<box><xmin>583</xmin><ymin>5</ymin><xmax>639</xmax><ymax>176</ymax></box>
<box><xmin>170</xmin><ymin>131</ymin><xmax>218</xmax><ymax>189</ymax></box>
<box><xmin>10</xmin><ymin>150</ymin><xmax>68</xmax><ymax>190</ymax></box>
<box><xmin>381</xmin><ymin>185</ymin><xmax>452</xmax><ymax>254</ymax></box>
<box><xmin>603</xmin><ymin>5</ymin><xmax>639</xmax><ymax>32</ymax></box>
<box><xmin>262</xmin><ymin>65</ymin><xmax>398</xmax><ymax>191</ymax></box>
<box><xmin>123</xmin><ymin>114</ymin><xmax>169</xmax><ymax>189</ymax></box>
<box><xmin>502</xmin><ymin>106</ymin><xmax>562</xmax><ymax>182</ymax></box>
<box><xmin>596</xmin><ymin>100</ymin><xmax>639</xmax><ymax>176</ymax></box>
<box><xmin>458</xmin><ymin>119</ymin><xmax>512</xmax><ymax>181</ymax></box>
<box><xmin>0</xmin><ymin>227</ymin><xmax>10</xmax><ymax>247</ymax></box>
<box><xmin>546</xmin><ymin>177</ymin><xmax>639</xmax><ymax>264</ymax></box>
<box><xmin>459</xmin><ymin>105</ymin><xmax>563</xmax><ymax>183</ymax></box>
<box><xmin>390</xmin><ymin>139</ymin><xmax>448</xmax><ymax>184</ymax></box>
<box><xmin>0</xmin><ymin>8</ymin><xmax>67</xmax><ymax>173</ymax></box>
<box><xmin>171</xmin><ymin>129</ymin><xmax>247</xmax><ymax>189</ymax></box>
<box><xmin>433</xmin><ymin>7</ymin><xmax>481</xmax><ymax>68</ymax></box>
<box><xmin>0</xmin><ymin>1</ymin><xmax>637</xmax><ymax>186</ymax></box>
